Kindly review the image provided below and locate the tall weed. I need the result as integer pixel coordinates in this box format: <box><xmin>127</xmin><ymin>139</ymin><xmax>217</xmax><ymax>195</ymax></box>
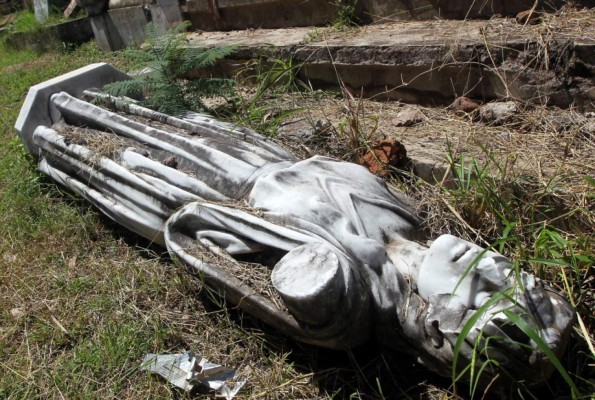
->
<box><xmin>438</xmin><ymin>144</ymin><xmax>594</xmax><ymax>398</ymax></box>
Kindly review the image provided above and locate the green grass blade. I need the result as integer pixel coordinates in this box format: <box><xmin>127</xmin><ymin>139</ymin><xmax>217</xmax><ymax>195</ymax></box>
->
<box><xmin>502</xmin><ymin>310</ymin><xmax>579</xmax><ymax>398</ymax></box>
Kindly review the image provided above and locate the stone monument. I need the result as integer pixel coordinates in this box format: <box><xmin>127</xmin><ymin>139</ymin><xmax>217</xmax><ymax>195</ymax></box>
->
<box><xmin>32</xmin><ymin>0</ymin><xmax>48</xmax><ymax>21</ymax></box>
<box><xmin>16</xmin><ymin>63</ymin><xmax>575</xmax><ymax>388</ymax></box>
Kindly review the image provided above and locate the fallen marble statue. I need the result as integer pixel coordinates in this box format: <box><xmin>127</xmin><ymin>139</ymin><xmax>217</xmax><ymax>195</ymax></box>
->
<box><xmin>16</xmin><ymin>63</ymin><xmax>575</xmax><ymax>388</ymax></box>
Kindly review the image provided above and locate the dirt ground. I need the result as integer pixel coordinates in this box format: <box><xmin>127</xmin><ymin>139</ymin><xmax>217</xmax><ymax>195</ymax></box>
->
<box><xmin>267</xmin><ymin>92</ymin><xmax>595</xmax><ymax>191</ymax></box>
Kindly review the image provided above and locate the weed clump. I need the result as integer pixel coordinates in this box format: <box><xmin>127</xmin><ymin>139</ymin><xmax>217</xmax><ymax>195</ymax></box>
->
<box><xmin>332</xmin><ymin>0</ymin><xmax>359</xmax><ymax>29</ymax></box>
<box><xmin>104</xmin><ymin>21</ymin><xmax>236</xmax><ymax>116</ymax></box>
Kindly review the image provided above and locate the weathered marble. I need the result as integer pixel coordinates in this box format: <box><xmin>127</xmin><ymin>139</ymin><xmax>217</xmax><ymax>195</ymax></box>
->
<box><xmin>33</xmin><ymin>0</ymin><xmax>48</xmax><ymax>22</ymax></box>
<box><xmin>16</xmin><ymin>64</ymin><xmax>575</xmax><ymax>388</ymax></box>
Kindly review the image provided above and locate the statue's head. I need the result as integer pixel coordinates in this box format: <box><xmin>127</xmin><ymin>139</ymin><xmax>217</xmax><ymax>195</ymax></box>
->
<box><xmin>395</xmin><ymin>234</ymin><xmax>575</xmax><ymax>387</ymax></box>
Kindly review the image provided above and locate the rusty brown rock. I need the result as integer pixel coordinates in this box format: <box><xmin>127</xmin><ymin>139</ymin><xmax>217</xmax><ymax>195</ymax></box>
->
<box><xmin>516</xmin><ymin>9</ymin><xmax>543</xmax><ymax>25</ymax></box>
<box><xmin>360</xmin><ymin>139</ymin><xmax>407</xmax><ymax>175</ymax></box>
<box><xmin>448</xmin><ymin>96</ymin><xmax>480</xmax><ymax>114</ymax></box>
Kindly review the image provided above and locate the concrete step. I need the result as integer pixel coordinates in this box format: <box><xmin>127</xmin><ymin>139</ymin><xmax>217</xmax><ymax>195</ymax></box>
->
<box><xmin>269</xmin><ymin>94</ymin><xmax>594</xmax><ymax>190</ymax></box>
<box><xmin>182</xmin><ymin>0</ymin><xmax>595</xmax><ymax>31</ymax></box>
<box><xmin>188</xmin><ymin>11</ymin><xmax>595</xmax><ymax>110</ymax></box>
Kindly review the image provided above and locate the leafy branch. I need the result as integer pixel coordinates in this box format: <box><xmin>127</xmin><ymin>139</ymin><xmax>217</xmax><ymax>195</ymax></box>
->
<box><xmin>104</xmin><ymin>21</ymin><xmax>236</xmax><ymax>115</ymax></box>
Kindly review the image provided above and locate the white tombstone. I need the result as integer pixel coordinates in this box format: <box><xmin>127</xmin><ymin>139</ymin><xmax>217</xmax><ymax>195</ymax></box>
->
<box><xmin>33</xmin><ymin>0</ymin><xmax>49</xmax><ymax>22</ymax></box>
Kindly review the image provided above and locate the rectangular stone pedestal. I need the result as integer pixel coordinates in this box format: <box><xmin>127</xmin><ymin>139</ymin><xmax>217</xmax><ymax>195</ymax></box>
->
<box><xmin>90</xmin><ymin>0</ymin><xmax>183</xmax><ymax>51</ymax></box>
<box><xmin>33</xmin><ymin>0</ymin><xmax>48</xmax><ymax>22</ymax></box>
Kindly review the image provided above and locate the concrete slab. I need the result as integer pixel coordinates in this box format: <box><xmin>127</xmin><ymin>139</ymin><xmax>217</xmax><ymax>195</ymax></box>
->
<box><xmin>108</xmin><ymin>0</ymin><xmax>143</xmax><ymax>9</ymax></box>
<box><xmin>150</xmin><ymin>1</ymin><xmax>182</xmax><ymax>32</ymax></box>
<box><xmin>90</xmin><ymin>2</ymin><xmax>182</xmax><ymax>50</ymax></box>
<box><xmin>107</xmin><ymin>5</ymin><xmax>149</xmax><ymax>47</ymax></box>
<box><xmin>183</xmin><ymin>0</ymin><xmax>337</xmax><ymax>31</ymax></box>
<box><xmin>33</xmin><ymin>0</ymin><xmax>48</xmax><ymax>22</ymax></box>
<box><xmin>90</xmin><ymin>13</ymin><xmax>126</xmax><ymax>52</ymax></box>
<box><xmin>187</xmin><ymin>14</ymin><xmax>595</xmax><ymax>109</ymax></box>
<box><xmin>15</xmin><ymin>63</ymin><xmax>130</xmax><ymax>154</ymax></box>
<box><xmin>182</xmin><ymin>0</ymin><xmax>594</xmax><ymax>31</ymax></box>
<box><xmin>5</xmin><ymin>16</ymin><xmax>94</xmax><ymax>52</ymax></box>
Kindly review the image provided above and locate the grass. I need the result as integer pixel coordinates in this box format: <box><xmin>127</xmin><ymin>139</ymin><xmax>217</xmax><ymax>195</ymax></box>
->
<box><xmin>1</xmin><ymin>19</ymin><xmax>594</xmax><ymax>399</ymax></box>
<box><xmin>403</xmin><ymin>115</ymin><xmax>594</xmax><ymax>398</ymax></box>
<box><xmin>218</xmin><ymin>56</ymin><xmax>307</xmax><ymax>137</ymax></box>
<box><xmin>5</xmin><ymin>9</ymin><xmax>77</xmax><ymax>33</ymax></box>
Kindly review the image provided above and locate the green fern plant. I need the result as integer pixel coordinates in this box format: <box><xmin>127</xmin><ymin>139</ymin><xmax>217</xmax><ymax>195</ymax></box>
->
<box><xmin>103</xmin><ymin>21</ymin><xmax>236</xmax><ymax>115</ymax></box>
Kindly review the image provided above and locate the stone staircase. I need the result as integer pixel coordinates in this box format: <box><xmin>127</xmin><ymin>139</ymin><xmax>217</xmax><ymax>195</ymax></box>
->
<box><xmin>181</xmin><ymin>0</ymin><xmax>593</xmax><ymax>30</ymax></box>
<box><xmin>86</xmin><ymin>0</ymin><xmax>594</xmax><ymax>182</ymax></box>
<box><xmin>89</xmin><ymin>0</ymin><xmax>594</xmax><ymax>109</ymax></box>
<box><xmin>187</xmin><ymin>16</ymin><xmax>594</xmax><ymax>109</ymax></box>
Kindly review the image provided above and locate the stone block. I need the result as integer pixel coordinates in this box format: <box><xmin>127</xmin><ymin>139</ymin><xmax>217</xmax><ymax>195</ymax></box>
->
<box><xmin>33</xmin><ymin>0</ymin><xmax>48</xmax><ymax>22</ymax></box>
<box><xmin>150</xmin><ymin>2</ymin><xmax>182</xmax><ymax>32</ymax></box>
<box><xmin>183</xmin><ymin>0</ymin><xmax>594</xmax><ymax>30</ymax></box>
<box><xmin>15</xmin><ymin>63</ymin><xmax>130</xmax><ymax>153</ymax></box>
<box><xmin>184</xmin><ymin>0</ymin><xmax>337</xmax><ymax>31</ymax></box>
<box><xmin>107</xmin><ymin>5</ymin><xmax>149</xmax><ymax>48</ymax></box>
<box><xmin>90</xmin><ymin>2</ymin><xmax>182</xmax><ymax>51</ymax></box>
<box><xmin>5</xmin><ymin>16</ymin><xmax>93</xmax><ymax>52</ymax></box>
<box><xmin>90</xmin><ymin>13</ymin><xmax>127</xmax><ymax>51</ymax></box>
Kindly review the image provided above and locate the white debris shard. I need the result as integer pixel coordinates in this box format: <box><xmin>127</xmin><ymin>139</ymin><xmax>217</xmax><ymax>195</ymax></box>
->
<box><xmin>141</xmin><ymin>352</ymin><xmax>246</xmax><ymax>398</ymax></box>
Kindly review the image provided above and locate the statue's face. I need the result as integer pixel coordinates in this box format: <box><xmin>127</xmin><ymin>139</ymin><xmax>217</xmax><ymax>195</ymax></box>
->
<box><xmin>413</xmin><ymin>234</ymin><xmax>574</xmax><ymax>385</ymax></box>
<box><xmin>417</xmin><ymin>234</ymin><xmax>518</xmax><ymax>308</ymax></box>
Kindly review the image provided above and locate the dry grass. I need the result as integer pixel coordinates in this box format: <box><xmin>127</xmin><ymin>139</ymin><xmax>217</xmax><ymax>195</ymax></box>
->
<box><xmin>56</xmin><ymin>122</ymin><xmax>132</xmax><ymax>159</ymax></box>
<box><xmin>184</xmin><ymin>239</ymin><xmax>287</xmax><ymax>312</ymax></box>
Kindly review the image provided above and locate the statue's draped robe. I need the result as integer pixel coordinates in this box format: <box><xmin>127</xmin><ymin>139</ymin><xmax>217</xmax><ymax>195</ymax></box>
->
<box><xmin>35</xmin><ymin>91</ymin><xmax>426</xmax><ymax>348</ymax></box>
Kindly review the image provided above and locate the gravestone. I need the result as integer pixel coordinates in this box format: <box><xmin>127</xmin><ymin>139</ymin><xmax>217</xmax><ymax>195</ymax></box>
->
<box><xmin>33</xmin><ymin>0</ymin><xmax>48</xmax><ymax>21</ymax></box>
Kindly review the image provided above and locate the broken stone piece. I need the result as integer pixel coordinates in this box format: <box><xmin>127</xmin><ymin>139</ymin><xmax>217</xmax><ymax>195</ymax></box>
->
<box><xmin>448</xmin><ymin>96</ymin><xmax>480</xmax><ymax>114</ymax></box>
<box><xmin>393</xmin><ymin>107</ymin><xmax>425</xmax><ymax>127</ymax></box>
<box><xmin>478</xmin><ymin>101</ymin><xmax>519</xmax><ymax>125</ymax></box>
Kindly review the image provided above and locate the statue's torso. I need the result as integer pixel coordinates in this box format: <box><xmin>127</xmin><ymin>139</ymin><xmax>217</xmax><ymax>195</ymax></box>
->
<box><xmin>249</xmin><ymin>156</ymin><xmax>420</xmax><ymax>264</ymax></box>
